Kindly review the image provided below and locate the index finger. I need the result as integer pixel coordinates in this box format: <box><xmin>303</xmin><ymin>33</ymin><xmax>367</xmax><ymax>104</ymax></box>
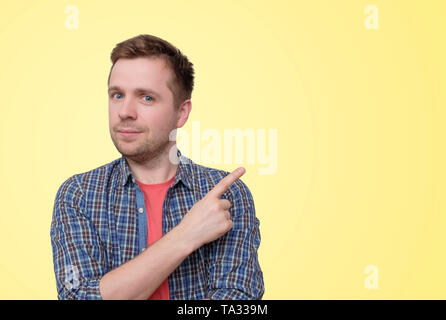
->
<box><xmin>208</xmin><ymin>167</ymin><xmax>246</xmax><ymax>198</ymax></box>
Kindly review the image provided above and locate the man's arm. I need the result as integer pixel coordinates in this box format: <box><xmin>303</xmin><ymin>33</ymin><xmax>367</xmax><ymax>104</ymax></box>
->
<box><xmin>206</xmin><ymin>177</ymin><xmax>265</xmax><ymax>300</ymax></box>
<box><xmin>99</xmin><ymin>225</ymin><xmax>194</xmax><ymax>299</ymax></box>
<box><xmin>51</xmin><ymin>176</ymin><xmax>106</xmax><ymax>300</ymax></box>
<box><xmin>50</xmin><ymin>175</ymin><xmax>195</xmax><ymax>300</ymax></box>
<box><xmin>51</xmin><ymin>168</ymin><xmax>246</xmax><ymax>300</ymax></box>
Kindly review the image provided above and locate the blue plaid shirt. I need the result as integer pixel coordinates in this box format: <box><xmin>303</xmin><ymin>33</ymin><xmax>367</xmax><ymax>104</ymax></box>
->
<box><xmin>50</xmin><ymin>149</ymin><xmax>264</xmax><ymax>300</ymax></box>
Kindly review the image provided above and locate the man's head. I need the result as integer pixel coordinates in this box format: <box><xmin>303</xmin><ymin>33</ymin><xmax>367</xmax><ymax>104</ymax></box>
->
<box><xmin>107</xmin><ymin>34</ymin><xmax>195</xmax><ymax>163</ymax></box>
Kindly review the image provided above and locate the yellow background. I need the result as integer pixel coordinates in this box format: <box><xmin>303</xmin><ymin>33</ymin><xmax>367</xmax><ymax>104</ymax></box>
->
<box><xmin>0</xmin><ymin>0</ymin><xmax>444</xmax><ymax>299</ymax></box>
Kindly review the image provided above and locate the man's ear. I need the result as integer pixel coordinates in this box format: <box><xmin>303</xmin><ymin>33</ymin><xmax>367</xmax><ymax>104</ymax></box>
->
<box><xmin>176</xmin><ymin>99</ymin><xmax>192</xmax><ymax>128</ymax></box>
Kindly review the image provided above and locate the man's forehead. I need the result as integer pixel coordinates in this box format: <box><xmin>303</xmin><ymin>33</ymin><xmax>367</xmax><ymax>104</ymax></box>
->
<box><xmin>109</xmin><ymin>57</ymin><xmax>172</xmax><ymax>90</ymax></box>
<box><xmin>113</xmin><ymin>56</ymin><xmax>170</xmax><ymax>73</ymax></box>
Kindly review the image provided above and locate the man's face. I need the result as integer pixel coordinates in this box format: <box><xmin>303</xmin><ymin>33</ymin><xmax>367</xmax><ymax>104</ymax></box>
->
<box><xmin>108</xmin><ymin>57</ymin><xmax>179</xmax><ymax>163</ymax></box>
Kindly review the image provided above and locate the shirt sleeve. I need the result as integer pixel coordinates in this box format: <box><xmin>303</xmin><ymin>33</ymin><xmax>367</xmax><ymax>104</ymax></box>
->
<box><xmin>206</xmin><ymin>178</ymin><xmax>265</xmax><ymax>300</ymax></box>
<box><xmin>50</xmin><ymin>175</ymin><xmax>108</xmax><ymax>300</ymax></box>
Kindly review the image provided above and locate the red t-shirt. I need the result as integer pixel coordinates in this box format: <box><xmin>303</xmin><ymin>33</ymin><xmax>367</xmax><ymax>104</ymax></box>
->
<box><xmin>136</xmin><ymin>174</ymin><xmax>175</xmax><ymax>300</ymax></box>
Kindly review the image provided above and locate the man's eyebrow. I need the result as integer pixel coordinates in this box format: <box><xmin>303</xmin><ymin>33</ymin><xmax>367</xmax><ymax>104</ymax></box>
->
<box><xmin>108</xmin><ymin>86</ymin><xmax>161</xmax><ymax>97</ymax></box>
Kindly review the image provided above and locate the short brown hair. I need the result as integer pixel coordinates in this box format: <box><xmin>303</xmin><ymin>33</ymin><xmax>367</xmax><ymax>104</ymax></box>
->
<box><xmin>108</xmin><ymin>34</ymin><xmax>195</xmax><ymax>109</ymax></box>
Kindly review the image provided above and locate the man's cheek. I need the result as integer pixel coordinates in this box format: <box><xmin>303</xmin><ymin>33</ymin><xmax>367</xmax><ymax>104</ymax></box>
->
<box><xmin>148</xmin><ymin>111</ymin><xmax>165</xmax><ymax>124</ymax></box>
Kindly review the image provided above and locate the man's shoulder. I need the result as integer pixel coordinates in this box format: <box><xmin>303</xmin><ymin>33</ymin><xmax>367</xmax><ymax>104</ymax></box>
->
<box><xmin>54</xmin><ymin>158</ymin><xmax>122</xmax><ymax>201</ymax></box>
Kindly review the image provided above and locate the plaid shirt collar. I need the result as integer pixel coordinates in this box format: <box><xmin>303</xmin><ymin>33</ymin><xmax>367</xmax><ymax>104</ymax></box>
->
<box><xmin>118</xmin><ymin>147</ymin><xmax>193</xmax><ymax>190</ymax></box>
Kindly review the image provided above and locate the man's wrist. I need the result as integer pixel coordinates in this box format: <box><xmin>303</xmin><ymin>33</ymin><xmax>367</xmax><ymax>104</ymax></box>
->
<box><xmin>171</xmin><ymin>224</ymin><xmax>198</xmax><ymax>255</ymax></box>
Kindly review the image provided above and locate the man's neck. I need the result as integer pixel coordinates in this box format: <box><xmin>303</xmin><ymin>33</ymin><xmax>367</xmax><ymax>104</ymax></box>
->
<box><xmin>125</xmin><ymin>144</ymin><xmax>179</xmax><ymax>185</ymax></box>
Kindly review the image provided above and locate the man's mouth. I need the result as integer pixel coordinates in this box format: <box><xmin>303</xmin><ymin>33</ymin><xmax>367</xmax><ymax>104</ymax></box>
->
<box><xmin>117</xmin><ymin>128</ymin><xmax>142</xmax><ymax>138</ymax></box>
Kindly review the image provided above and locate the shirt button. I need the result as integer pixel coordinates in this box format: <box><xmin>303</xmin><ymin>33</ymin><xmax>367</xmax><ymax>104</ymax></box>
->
<box><xmin>138</xmin><ymin>208</ymin><xmax>144</xmax><ymax>213</ymax></box>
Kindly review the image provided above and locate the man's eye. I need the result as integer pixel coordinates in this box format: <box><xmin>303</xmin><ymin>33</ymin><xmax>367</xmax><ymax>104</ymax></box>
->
<box><xmin>111</xmin><ymin>93</ymin><xmax>122</xmax><ymax>99</ymax></box>
<box><xmin>143</xmin><ymin>96</ymin><xmax>153</xmax><ymax>102</ymax></box>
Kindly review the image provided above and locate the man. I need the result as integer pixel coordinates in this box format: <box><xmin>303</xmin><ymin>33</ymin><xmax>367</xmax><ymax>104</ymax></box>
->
<box><xmin>50</xmin><ymin>34</ymin><xmax>264</xmax><ymax>300</ymax></box>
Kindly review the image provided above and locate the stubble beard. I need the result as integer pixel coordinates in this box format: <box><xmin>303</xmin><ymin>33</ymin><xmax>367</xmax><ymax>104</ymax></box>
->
<box><xmin>111</xmin><ymin>130</ymin><xmax>173</xmax><ymax>164</ymax></box>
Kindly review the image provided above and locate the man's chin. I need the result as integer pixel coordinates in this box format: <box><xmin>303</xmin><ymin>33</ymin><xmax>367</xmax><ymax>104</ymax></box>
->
<box><xmin>119</xmin><ymin>151</ymin><xmax>152</xmax><ymax>163</ymax></box>
<box><xmin>116</xmin><ymin>146</ymin><xmax>145</xmax><ymax>159</ymax></box>
<box><xmin>113</xmin><ymin>143</ymin><xmax>144</xmax><ymax>160</ymax></box>
<box><xmin>117</xmin><ymin>145</ymin><xmax>169</xmax><ymax>163</ymax></box>
<box><xmin>111</xmin><ymin>135</ymin><xmax>172</xmax><ymax>162</ymax></box>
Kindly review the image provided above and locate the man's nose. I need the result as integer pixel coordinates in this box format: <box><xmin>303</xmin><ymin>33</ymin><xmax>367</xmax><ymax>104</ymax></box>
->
<box><xmin>119</xmin><ymin>97</ymin><xmax>138</xmax><ymax>119</ymax></box>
